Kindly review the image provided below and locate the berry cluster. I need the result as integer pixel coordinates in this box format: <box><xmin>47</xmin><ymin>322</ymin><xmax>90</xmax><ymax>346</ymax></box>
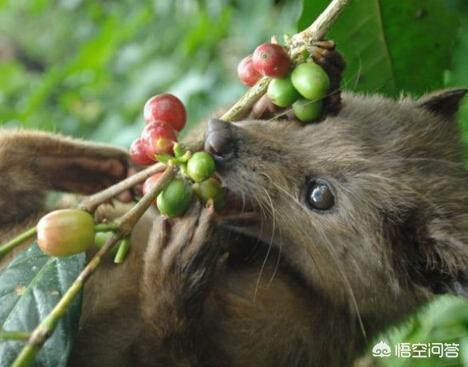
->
<box><xmin>129</xmin><ymin>94</ymin><xmax>186</xmax><ymax>166</ymax></box>
<box><xmin>36</xmin><ymin>94</ymin><xmax>226</xmax><ymax>258</ymax></box>
<box><xmin>237</xmin><ymin>43</ymin><xmax>330</xmax><ymax>122</ymax></box>
<box><xmin>35</xmin><ymin>46</ymin><xmax>333</xmax><ymax>258</ymax></box>
<box><xmin>237</xmin><ymin>43</ymin><xmax>291</xmax><ymax>84</ymax></box>
<box><xmin>131</xmin><ymin>94</ymin><xmax>225</xmax><ymax>218</ymax></box>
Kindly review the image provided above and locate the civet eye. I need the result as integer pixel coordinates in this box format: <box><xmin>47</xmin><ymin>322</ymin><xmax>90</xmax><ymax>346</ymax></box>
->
<box><xmin>305</xmin><ymin>179</ymin><xmax>335</xmax><ymax>211</ymax></box>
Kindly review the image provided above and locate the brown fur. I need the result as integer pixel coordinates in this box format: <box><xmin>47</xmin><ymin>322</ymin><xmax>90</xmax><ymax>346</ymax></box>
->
<box><xmin>0</xmin><ymin>89</ymin><xmax>467</xmax><ymax>367</ymax></box>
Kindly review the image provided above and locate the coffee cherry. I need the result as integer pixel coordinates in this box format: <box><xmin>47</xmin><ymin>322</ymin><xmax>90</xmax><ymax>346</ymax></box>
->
<box><xmin>193</xmin><ymin>178</ymin><xmax>226</xmax><ymax>210</ymax></box>
<box><xmin>252</xmin><ymin>43</ymin><xmax>291</xmax><ymax>78</ymax></box>
<box><xmin>142</xmin><ymin>172</ymin><xmax>164</xmax><ymax>196</ymax></box>
<box><xmin>130</xmin><ymin>138</ymin><xmax>154</xmax><ymax>166</ymax></box>
<box><xmin>142</xmin><ymin>121</ymin><xmax>177</xmax><ymax>159</ymax></box>
<box><xmin>237</xmin><ymin>55</ymin><xmax>262</xmax><ymax>86</ymax></box>
<box><xmin>143</xmin><ymin>94</ymin><xmax>187</xmax><ymax>131</ymax></box>
<box><xmin>37</xmin><ymin>209</ymin><xmax>95</xmax><ymax>256</ymax></box>
<box><xmin>266</xmin><ymin>77</ymin><xmax>299</xmax><ymax>107</ymax></box>
<box><xmin>157</xmin><ymin>179</ymin><xmax>193</xmax><ymax>218</ymax></box>
<box><xmin>292</xmin><ymin>99</ymin><xmax>322</xmax><ymax>122</ymax></box>
<box><xmin>94</xmin><ymin>231</ymin><xmax>110</xmax><ymax>248</ymax></box>
<box><xmin>94</xmin><ymin>231</ymin><xmax>119</xmax><ymax>256</ymax></box>
<box><xmin>291</xmin><ymin>62</ymin><xmax>330</xmax><ymax>101</ymax></box>
<box><xmin>187</xmin><ymin>151</ymin><xmax>216</xmax><ymax>183</ymax></box>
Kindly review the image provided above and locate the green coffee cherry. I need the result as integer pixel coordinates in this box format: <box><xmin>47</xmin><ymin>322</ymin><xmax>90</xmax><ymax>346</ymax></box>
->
<box><xmin>94</xmin><ymin>231</ymin><xmax>119</xmax><ymax>257</ymax></box>
<box><xmin>193</xmin><ymin>178</ymin><xmax>226</xmax><ymax>210</ymax></box>
<box><xmin>266</xmin><ymin>77</ymin><xmax>299</xmax><ymax>107</ymax></box>
<box><xmin>291</xmin><ymin>62</ymin><xmax>329</xmax><ymax>101</ymax></box>
<box><xmin>187</xmin><ymin>152</ymin><xmax>216</xmax><ymax>183</ymax></box>
<box><xmin>157</xmin><ymin>178</ymin><xmax>193</xmax><ymax>218</ymax></box>
<box><xmin>292</xmin><ymin>99</ymin><xmax>322</xmax><ymax>122</ymax></box>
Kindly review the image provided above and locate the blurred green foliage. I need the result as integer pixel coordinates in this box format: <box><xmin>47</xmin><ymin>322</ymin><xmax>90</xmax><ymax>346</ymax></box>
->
<box><xmin>0</xmin><ymin>0</ymin><xmax>467</xmax><ymax>366</ymax></box>
<box><xmin>0</xmin><ymin>0</ymin><xmax>300</xmax><ymax>146</ymax></box>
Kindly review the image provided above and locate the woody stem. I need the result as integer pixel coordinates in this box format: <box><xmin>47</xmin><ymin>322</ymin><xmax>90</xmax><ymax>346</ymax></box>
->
<box><xmin>11</xmin><ymin>165</ymin><xmax>178</xmax><ymax>367</ymax></box>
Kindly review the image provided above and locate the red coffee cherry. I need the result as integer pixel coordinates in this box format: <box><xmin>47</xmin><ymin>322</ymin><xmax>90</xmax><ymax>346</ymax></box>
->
<box><xmin>143</xmin><ymin>94</ymin><xmax>187</xmax><ymax>131</ymax></box>
<box><xmin>142</xmin><ymin>121</ymin><xmax>178</xmax><ymax>159</ymax></box>
<box><xmin>142</xmin><ymin>172</ymin><xmax>164</xmax><ymax>196</ymax></box>
<box><xmin>252</xmin><ymin>43</ymin><xmax>291</xmax><ymax>78</ymax></box>
<box><xmin>130</xmin><ymin>138</ymin><xmax>154</xmax><ymax>165</ymax></box>
<box><xmin>237</xmin><ymin>55</ymin><xmax>262</xmax><ymax>86</ymax></box>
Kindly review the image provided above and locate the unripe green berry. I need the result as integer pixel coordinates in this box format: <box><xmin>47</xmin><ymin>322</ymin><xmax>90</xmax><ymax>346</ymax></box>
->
<box><xmin>187</xmin><ymin>152</ymin><xmax>216</xmax><ymax>183</ymax></box>
<box><xmin>193</xmin><ymin>178</ymin><xmax>226</xmax><ymax>210</ymax></box>
<box><xmin>292</xmin><ymin>99</ymin><xmax>322</xmax><ymax>122</ymax></box>
<box><xmin>291</xmin><ymin>62</ymin><xmax>330</xmax><ymax>101</ymax></box>
<box><xmin>267</xmin><ymin>77</ymin><xmax>299</xmax><ymax>107</ymax></box>
<box><xmin>157</xmin><ymin>179</ymin><xmax>193</xmax><ymax>218</ymax></box>
<box><xmin>94</xmin><ymin>231</ymin><xmax>119</xmax><ymax>257</ymax></box>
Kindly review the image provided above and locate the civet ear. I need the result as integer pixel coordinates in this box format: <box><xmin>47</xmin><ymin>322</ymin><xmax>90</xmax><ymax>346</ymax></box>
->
<box><xmin>416</xmin><ymin>88</ymin><xmax>467</xmax><ymax>119</ymax></box>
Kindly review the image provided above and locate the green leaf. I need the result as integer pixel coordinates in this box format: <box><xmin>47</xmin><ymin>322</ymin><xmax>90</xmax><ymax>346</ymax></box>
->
<box><xmin>298</xmin><ymin>0</ymin><xmax>459</xmax><ymax>97</ymax></box>
<box><xmin>154</xmin><ymin>154</ymin><xmax>173</xmax><ymax>163</ymax></box>
<box><xmin>0</xmin><ymin>243</ymin><xmax>85</xmax><ymax>367</ymax></box>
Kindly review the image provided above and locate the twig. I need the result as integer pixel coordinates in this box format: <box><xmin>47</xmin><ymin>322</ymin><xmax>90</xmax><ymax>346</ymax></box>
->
<box><xmin>0</xmin><ymin>163</ymin><xmax>165</xmax><ymax>260</ymax></box>
<box><xmin>113</xmin><ymin>237</ymin><xmax>131</xmax><ymax>264</ymax></box>
<box><xmin>94</xmin><ymin>223</ymin><xmax>118</xmax><ymax>232</ymax></box>
<box><xmin>220</xmin><ymin>77</ymin><xmax>270</xmax><ymax>122</ymax></box>
<box><xmin>79</xmin><ymin>162</ymin><xmax>165</xmax><ymax>213</ymax></box>
<box><xmin>0</xmin><ymin>331</ymin><xmax>31</xmax><ymax>342</ymax></box>
<box><xmin>220</xmin><ymin>0</ymin><xmax>350</xmax><ymax>122</ymax></box>
<box><xmin>289</xmin><ymin>0</ymin><xmax>350</xmax><ymax>59</ymax></box>
<box><xmin>0</xmin><ymin>227</ymin><xmax>37</xmax><ymax>260</ymax></box>
<box><xmin>11</xmin><ymin>165</ymin><xmax>178</xmax><ymax>367</ymax></box>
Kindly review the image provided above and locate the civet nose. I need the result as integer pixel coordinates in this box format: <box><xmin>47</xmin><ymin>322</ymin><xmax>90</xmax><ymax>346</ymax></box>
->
<box><xmin>204</xmin><ymin>118</ymin><xmax>235</xmax><ymax>162</ymax></box>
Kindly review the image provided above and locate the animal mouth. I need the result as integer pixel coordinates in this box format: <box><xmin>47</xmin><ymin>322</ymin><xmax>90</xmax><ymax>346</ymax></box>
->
<box><xmin>215</xmin><ymin>188</ymin><xmax>281</xmax><ymax>268</ymax></box>
<box><xmin>214</xmin><ymin>187</ymin><xmax>308</xmax><ymax>290</ymax></box>
<box><xmin>216</xmin><ymin>188</ymin><xmax>259</xmax><ymax>227</ymax></box>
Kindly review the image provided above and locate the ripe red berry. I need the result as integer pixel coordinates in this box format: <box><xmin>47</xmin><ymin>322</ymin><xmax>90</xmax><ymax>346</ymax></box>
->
<box><xmin>143</xmin><ymin>94</ymin><xmax>187</xmax><ymax>131</ymax></box>
<box><xmin>252</xmin><ymin>43</ymin><xmax>291</xmax><ymax>78</ymax></box>
<box><xmin>237</xmin><ymin>55</ymin><xmax>262</xmax><ymax>86</ymax></box>
<box><xmin>142</xmin><ymin>121</ymin><xmax>178</xmax><ymax>159</ymax></box>
<box><xmin>142</xmin><ymin>172</ymin><xmax>164</xmax><ymax>196</ymax></box>
<box><xmin>129</xmin><ymin>138</ymin><xmax>154</xmax><ymax>165</ymax></box>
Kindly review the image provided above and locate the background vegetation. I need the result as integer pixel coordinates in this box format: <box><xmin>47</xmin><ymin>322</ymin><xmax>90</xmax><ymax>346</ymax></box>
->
<box><xmin>0</xmin><ymin>0</ymin><xmax>467</xmax><ymax>366</ymax></box>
